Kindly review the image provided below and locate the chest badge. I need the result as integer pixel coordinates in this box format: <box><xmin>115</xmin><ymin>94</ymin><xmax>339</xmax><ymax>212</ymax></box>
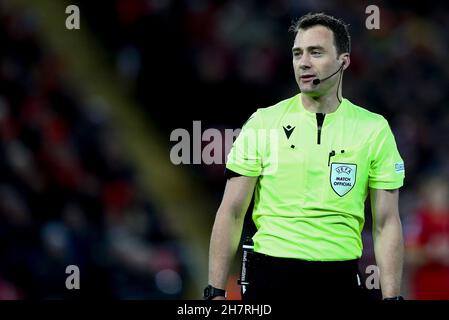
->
<box><xmin>330</xmin><ymin>163</ymin><xmax>357</xmax><ymax>196</ymax></box>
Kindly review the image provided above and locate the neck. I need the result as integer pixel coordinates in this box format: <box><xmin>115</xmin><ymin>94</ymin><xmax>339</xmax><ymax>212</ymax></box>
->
<box><xmin>301</xmin><ymin>81</ymin><xmax>343</xmax><ymax>113</ymax></box>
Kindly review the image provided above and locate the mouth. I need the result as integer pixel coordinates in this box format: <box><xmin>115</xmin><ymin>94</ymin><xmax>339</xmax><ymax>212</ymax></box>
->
<box><xmin>300</xmin><ymin>74</ymin><xmax>316</xmax><ymax>83</ymax></box>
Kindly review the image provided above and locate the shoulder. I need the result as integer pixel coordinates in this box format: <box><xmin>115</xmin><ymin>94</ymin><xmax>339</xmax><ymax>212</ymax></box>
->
<box><xmin>254</xmin><ymin>94</ymin><xmax>299</xmax><ymax>122</ymax></box>
<box><xmin>344</xmin><ymin>98</ymin><xmax>389</xmax><ymax>130</ymax></box>
<box><xmin>344</xmin><ymin>100</ymin><xmax>400</xmax><ymax>153</ymax></box>
<box><xmin>344</xmin><ymin>99</ymin><xmax>385</xmax><ymax>122</ymax></box>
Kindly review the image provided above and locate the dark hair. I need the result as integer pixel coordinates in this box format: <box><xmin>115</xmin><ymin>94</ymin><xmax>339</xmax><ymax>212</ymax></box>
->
<box><xmin>290</xmin><ymin>13</ymin><xmax>351</xmax><ymax>55</ymax></box>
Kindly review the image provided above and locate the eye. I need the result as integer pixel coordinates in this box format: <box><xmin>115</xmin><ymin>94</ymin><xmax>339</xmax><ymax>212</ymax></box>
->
<box><xmin>311</xmin><ymin>50</ymin><xmax>322</xmax><ymax>56</ymax></box>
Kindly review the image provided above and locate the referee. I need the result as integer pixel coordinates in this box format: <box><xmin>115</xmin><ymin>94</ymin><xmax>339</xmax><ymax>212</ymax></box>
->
<box><xmin>204</xmin><ymin>13</ymin><xmax>405</xmax><ymax>301</ymax></box>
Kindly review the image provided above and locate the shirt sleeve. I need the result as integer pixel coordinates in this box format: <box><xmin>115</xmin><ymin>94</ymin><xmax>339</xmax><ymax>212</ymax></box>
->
<box><xmin>225</xmin><ymin>110</ymin><xmax>263</xmax><ymax>177</ymax></box>
<box><xmin>368</xmin><ymin>118</ymin><xmax>405</xmax><ymax>189</ymax></box>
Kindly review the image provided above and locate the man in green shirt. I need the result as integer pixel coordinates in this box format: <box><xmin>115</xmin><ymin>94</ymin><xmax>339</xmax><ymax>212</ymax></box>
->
<box><xmin>204</xmin><ymin>13</ymin><xmax>405</xmax><ymax>301</ymax></box>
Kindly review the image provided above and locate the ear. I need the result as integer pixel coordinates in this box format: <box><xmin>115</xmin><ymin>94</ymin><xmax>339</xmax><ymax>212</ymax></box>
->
<box><xmin>340</xmin><ymin>54</ymin><xmax>350</xmax><ymax>70</ymax></box>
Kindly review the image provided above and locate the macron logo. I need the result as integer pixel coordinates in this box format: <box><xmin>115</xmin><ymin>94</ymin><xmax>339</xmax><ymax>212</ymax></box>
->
<box><xmin>283</xmin><ymin>125</ymin><xmax>295</xmax><ymax>139</ymax></box>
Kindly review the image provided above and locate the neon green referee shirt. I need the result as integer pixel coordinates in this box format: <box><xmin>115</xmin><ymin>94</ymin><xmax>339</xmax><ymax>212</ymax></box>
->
<box><xmin>226</xmin><ymin>93</ymin><xmax>405</xmax><ymax>261</ymax></box>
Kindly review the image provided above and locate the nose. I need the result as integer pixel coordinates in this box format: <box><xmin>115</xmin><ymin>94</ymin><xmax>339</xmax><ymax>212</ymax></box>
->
<box><xmin>298</xmin><ymin>54</ymin><xmax>311</xmax><ymax>70</ymax></box>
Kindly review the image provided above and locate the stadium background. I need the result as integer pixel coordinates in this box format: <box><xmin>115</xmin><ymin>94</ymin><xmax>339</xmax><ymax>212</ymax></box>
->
<box><xmin>1</xmin><ymin>0</ymin><xmax>449</xmax><ymax>299</ymax></box>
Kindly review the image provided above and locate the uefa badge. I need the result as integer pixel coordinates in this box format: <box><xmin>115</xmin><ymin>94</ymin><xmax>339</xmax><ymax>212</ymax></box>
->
<box><xmin>330</xmin><ymin>163</ymin><xmax>357</xmax><ymax>197</ymax></box>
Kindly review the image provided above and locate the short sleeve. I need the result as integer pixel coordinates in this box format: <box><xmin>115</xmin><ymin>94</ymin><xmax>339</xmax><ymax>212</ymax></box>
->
<box><xmin>225</xmin><ymin>110</ymin><xmax>263</xmax><ymax>177</ymax></box>
<box><xmin>368</xmin><ymin>118</ymin><xmax>405</xmax><ymax>189</ymax></box>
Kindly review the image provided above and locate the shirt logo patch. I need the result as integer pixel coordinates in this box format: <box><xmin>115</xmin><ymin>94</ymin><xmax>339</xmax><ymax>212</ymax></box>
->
<box><xmin>330</xmin><ymin>163</ymin><xmax>357</xmax><ymax>197</ymax></box>
<box><xmin>395</xmin><ymin>163</ymin><xmax>405</xmax><ymax>173</ymax></box>
<box><xmin>282</xmin><ymin>125</ymin><xmax>295</xmax><ymax>139</ymax></box>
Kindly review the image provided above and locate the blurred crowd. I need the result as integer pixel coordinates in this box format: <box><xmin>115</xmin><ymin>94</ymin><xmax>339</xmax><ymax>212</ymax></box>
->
<box><xmin>1</xmin><ymin>0</ymin><xmax>449</xmax><ymax>299</ymax></box>
<box><xmin>0</xmin><ymin>1</ymin><xmax>187</xmax><ymax>299</ymax></box>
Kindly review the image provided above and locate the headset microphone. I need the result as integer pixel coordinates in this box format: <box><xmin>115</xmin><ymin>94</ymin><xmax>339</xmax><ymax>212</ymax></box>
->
<box><xmin>312</xmin><ymin>62</ymin><xmax>345</xmax><ymax>85</ymax></box>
